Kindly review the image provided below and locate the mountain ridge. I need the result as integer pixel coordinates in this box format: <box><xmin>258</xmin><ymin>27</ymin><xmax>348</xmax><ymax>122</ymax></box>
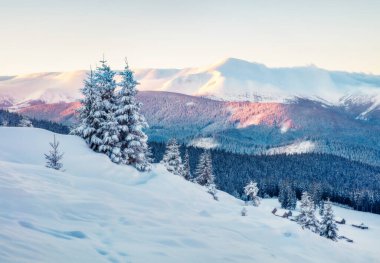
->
<box><xmin>2</xmin><ymin>57</ymin><xmax>380</xmax><ymax>107</ymax></box>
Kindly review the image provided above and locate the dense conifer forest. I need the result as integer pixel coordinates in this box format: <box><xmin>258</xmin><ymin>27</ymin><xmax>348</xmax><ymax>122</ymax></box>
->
<box><xmin>3</xmin><ymin>110</ymin><xmax>379</xmax><ymax>214</ymax></box>
<box><xmin>150</xmin><ymin>142</ymin><xmax>380</xmax><ymax>214</ymax></box>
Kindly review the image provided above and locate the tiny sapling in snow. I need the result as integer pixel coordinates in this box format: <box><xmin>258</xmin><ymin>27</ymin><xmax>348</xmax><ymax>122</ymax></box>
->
<box><xmin>45</xmin><ymin>135</ymin><xmax>64</xmax><ymax>171</ymax></box>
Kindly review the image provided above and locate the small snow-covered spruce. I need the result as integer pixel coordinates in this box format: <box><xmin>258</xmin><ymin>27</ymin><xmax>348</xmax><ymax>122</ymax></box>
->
<box><xmin>241</xmin><ymin>207</ymin><xmax>247</xmax><ymax>216</ymax></box>
<box><xmin>320</xmin><ymin>199</ymin><xmax>338</xmax><ymax>241</ymax></box>
<box><xmin>19</xmin><ymin>116</ymin><xmax>33</xmax><ymax>127</ymax></box>
<box><xmin>161</xmin><ymin>138</ymin><xmax>184</xmax><ymax>175</ymax></box>
<box><xmin>71</xmin><ymin>69</ymin><xmax>97</xmax><ymax>142</ymax></box>
<box><xmin>297</xmin><ymin>191</ymin><xmax>319</xmax><ymax>232</ymax></box>
<box><xmin>183</xmin><ymin>149</ymin><xmax>192</xmax><ymax>180</ymax></box>
<box><xmin>195</xmin><ymin>151</ymin><xmax>215</xmax><ymax>186</ymax></box>
<box><xmin>115</xmin><ymin>60</ymin><xmax>151</xmax><ymax>171</ymax></box>
<box><xmin>45</xmin><ymin>135</ymin><xmax>64</xmax><ymax>170</ymax></box>
<box><xmin>207</xmin><ymin>183</ymin><xmax>218</xmax><ymax>201</ymax></box>
<box><xmin>278</xmin><ymin>181</ymin><xmax>297</xmax><ymax>210</ymax></box>
<box><xmin>244</xmin><ymin>181</ymin><xmax>261</xmax><ymax>206</ymax></box>
<box><xmin>309</xmin><ymin>182</ymin><xmax>323</xmax><ymax>209</ymax></box>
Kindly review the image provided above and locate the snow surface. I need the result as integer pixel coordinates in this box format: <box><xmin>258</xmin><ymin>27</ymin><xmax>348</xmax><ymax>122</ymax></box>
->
<box><xmin>0</xmin><ymin>127</ymin><xmax>380</xmax><ymax>263</ymax></box>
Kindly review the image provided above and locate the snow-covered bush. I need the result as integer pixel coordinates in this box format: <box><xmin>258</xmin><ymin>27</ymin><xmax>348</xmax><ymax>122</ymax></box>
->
<box><xmin>19</xmin><ymin>117</ymin><xmax>33</xmax><ymax>127</ymax></box>
<box><xmin>244</xmin><ymin>181</ymin><xmax>261</xmax><ymax>206</ymax></box>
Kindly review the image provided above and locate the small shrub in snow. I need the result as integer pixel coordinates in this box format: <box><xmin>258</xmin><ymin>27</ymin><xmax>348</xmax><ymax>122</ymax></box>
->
<box><xmin>45</xmin><ymin>135</ymin><xmax>64</xmax><ymax>170</ymax></box>
<box><xmin>241</xmin><ymin>207</ymin><xmax>247</xmax><ymax>216</ymax></box>
<box><xmin>19</xmin><ymin>117</ymin><xmax>33</xmax><ymax>127</ymax></box>
<box><xmin>207</xmin><ymin>183</ymin><xmax>218</xmax><ymax>201</ymax></box>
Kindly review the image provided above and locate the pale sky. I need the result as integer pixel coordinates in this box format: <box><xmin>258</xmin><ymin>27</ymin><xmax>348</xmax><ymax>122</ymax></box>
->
<box><xmin>1</xmin><ymin>0</ymin><xmax>379</xmax><ymax>75</ymax></box>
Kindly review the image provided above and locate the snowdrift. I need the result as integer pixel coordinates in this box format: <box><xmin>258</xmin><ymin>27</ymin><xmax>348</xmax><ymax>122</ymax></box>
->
<box><xmin>0</xmin><ymin>127</ymin><xmax>379</xmax><ymax>263</ymax></box>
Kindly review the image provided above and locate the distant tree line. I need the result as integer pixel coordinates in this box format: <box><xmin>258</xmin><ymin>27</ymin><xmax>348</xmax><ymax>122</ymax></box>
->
<box><xmin>0</xmin><ymin>109</ymin><xmax>70</xmax><ymax>134</ymax></box>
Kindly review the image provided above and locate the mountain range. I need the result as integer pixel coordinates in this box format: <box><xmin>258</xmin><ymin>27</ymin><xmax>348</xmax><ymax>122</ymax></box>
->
<box><xmin>1</xmin><ymin>58</ymin><xmax>380</xmax><ymax>165</ymax></box>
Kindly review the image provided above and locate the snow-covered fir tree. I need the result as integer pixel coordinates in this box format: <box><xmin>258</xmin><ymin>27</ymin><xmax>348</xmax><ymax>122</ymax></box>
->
<box><xmin>72</xmin><ymin>60</ymin><xmax>119</xmax><ymax>159</ymax></box>
<box><xmin>195</xmin><ymin>151</ymin><xmax>215</xmax><ymax>186</ymax></box>
<box><xmin>93</xmin><ymin>59</ymin><xmax>120</xmax><ymax>161</ymax></box>
<box><xmin>45</xmin><ymin>135</ymin><xmax>64</xmax><ymax>170</ymax></box>
<box><xmin>72</xmin><ymin>70</ymin><xmax>99</xmax><ymax>145</ymax></box>
<box><xmin>183</xmin><ymin>149</ymin><xmax>192</xmax><ymax>181</ymax></box>
<box><xmin>161</xmin><ymin>138</ymin><xmax>184</xmax><ymax>176</ymax></box>
<box><xmin>19</xmin><ymin>116</ymin><xmax>33</xmax><ymax>127</ymax></box>
<box><xmin>319</xmin><ymin>199</ymin><xmax>338</xmax><ymax>241</ymax></box>
<box><xmin>115</xmin><ymin>61</ymin><xmax>151</xmax><ymax>171</ymax></box>
<box><xmin>297</xmin><ymin>191</ymin><xmax>319</xmax><ymax>232</ymax></box>
<box><xmin>278</xmin><ymin>182</ymin><xmax>297</xmax><ymax>210</ymax></box>
<box><xmin>244</xmin><ymin>181</ymin><xmax>261</xmax><ymax>206</ymax></box>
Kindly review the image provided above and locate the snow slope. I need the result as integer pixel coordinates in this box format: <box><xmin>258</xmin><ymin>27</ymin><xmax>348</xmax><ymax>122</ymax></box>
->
<box><xmin>0</xmin><ymin>127</ymin><xmax>380</xmax><ymax>263</ymax></box>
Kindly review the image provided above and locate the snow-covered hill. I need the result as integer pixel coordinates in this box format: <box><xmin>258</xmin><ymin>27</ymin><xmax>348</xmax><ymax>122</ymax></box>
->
<box><xmin>1</xmin><ymin>127</ymin><xmax>380</xmax><ymax>262</ymax></box>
